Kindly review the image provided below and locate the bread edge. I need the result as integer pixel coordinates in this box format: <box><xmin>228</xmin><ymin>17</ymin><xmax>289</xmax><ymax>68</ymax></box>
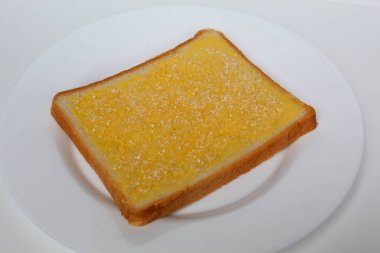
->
<box><xmin>51</xmin><ymin>29</ymin><xmax>317</xmax><ymax>226</ymax></box>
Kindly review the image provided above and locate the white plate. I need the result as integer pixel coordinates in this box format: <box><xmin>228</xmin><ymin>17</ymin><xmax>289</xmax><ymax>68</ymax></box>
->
<box><xmin>0</xmin><ymin>6</ymin><xmax>363</xmax><ymax>253</ymax></box>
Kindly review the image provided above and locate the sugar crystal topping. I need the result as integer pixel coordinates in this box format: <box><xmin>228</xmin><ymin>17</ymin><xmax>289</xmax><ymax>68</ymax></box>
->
<box><xmin>66</xmin><ymin>31</ymin><xmax>305</xmax><ymax>203</ymax></box>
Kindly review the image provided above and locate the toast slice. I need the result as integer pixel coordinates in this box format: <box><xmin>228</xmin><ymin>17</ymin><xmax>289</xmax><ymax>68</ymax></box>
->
<box><xmin>51</xmin><ymin>29</ymin><xmax>317</xmax><ymax>226</ymax></box>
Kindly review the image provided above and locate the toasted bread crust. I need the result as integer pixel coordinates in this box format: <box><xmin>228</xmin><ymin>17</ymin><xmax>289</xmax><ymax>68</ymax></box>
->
<box><xmin>51</xmin><ymin>29</ymin><xmax>317</xmax><ymax>226</ymax></box>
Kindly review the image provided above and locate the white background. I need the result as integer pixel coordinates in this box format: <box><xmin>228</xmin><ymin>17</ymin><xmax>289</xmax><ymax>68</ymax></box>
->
<box><xmin>1</xmin><ymin>0</ymin><xmax>379</xmax><ymax>252</ymax></box>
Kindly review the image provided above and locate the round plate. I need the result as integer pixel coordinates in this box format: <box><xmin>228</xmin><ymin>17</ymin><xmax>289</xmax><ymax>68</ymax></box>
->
<box><xmin>0</xmin><ymin>6</ymin><xmax>363</xmax><ymax>253</ymax></box>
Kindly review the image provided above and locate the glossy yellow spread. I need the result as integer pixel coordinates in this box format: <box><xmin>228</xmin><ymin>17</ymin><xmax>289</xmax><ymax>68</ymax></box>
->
<box><xmin>66</xmin><ymin>30</ymin><xmax>305</xmax><ymax>205</ymax></box>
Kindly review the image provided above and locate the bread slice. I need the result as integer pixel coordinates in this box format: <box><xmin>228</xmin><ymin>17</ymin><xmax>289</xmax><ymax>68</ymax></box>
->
<box><xmin>51</xmin><ymin>29</ymin><xmax>317</xmax><ymax>226</ymax></box>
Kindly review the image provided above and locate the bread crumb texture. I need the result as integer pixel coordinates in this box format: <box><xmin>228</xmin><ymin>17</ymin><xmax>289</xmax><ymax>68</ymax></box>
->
<box><xmin>66</xmin><ymin>30</ymin><xmax>305</xmax><ymax>204</ymax></box>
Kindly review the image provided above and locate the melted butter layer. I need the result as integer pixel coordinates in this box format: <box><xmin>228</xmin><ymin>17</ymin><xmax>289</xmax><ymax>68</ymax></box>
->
<box><xmin>66</xmin><ymin>30</ymin><xmax>305</xmax><ymax>205</ymax></box>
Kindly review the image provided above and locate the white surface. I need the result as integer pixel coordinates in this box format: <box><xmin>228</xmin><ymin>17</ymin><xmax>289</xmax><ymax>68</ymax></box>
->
<box><xmin>0</xmin><ymin>1</ymin><xmax>379</xmax><ymax>253</ymax></box>
<box><xmin>0</xmin><ymin>7</ymin><xmax>363</xmax><ymax>253</ymax></box>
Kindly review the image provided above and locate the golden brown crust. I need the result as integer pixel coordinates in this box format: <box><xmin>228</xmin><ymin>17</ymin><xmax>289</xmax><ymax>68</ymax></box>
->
<box><xmin>51</xmin><ymin>29</ymin><xmax>317</xmax><ymax>226</ymax></box>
